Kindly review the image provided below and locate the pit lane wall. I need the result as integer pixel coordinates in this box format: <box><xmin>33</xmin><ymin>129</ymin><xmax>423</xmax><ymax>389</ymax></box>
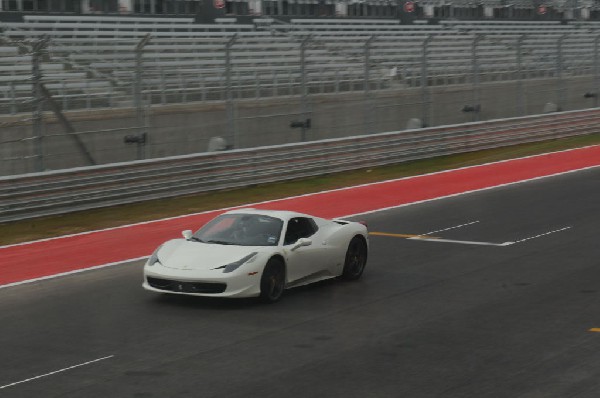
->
<box><xmin>0</xmin><ymin>75</ymin><xmax>597</xmax><ymax>176</ymax></box>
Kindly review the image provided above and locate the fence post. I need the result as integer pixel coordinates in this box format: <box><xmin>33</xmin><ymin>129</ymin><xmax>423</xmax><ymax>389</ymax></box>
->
<box><xmin>471</xmin><ymin>34</ymin><xmax>483</xmax><ymax>122</ymax></box>
<box><xmin>134</xmin><ymin>34</ymin><xmax>151</xmax><ymax>160</ymax></box>
<box><xmin>300</xmin><ymin>36</ymin><xmax>311</xmax><ymax>142</ymax></box>
<box><xmin>516</xmin><ymin>34</ymin><xmax>526</xmax><ymax>116</ymax></box>
<box><xmin>556</xmin><ymin>34</ymin><xmax>566</xmax><ymax>111</ymax></box>
<box><xmin>594</xmin><ymin>35</ymin><xmax>600</xmax><ymax>108</ymax></box>
<box><xmin>421</xmin><ymin>34</ymin><xmax>433</xmax><ymax>127</ymax></box>
<box><xmin>31</xmin><ymin>37</ymin><xmax>49</xmax><ymax>172</ymax></box>
<box><xmin>226</xmin><ymin>34</ymin><xmax>237</xmax><ymax>148</ymax></box>
<box><xmin>364</xmin><ymin>35</ymin><xmax>376</xmax><ymax>134</ymax></box>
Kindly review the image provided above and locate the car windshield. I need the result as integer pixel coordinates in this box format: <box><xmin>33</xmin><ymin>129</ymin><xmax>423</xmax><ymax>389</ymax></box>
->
<box><xmin>193</xmin><ymin>213</ymin><xmax>283</xmax><ymax>247</ymax></box>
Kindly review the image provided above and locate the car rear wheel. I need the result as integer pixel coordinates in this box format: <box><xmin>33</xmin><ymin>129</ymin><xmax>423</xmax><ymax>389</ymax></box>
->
<box><xmin>341</xmin><ymin>236</ymin><xmax>368</xmax><ymax>280</ymax></box>
<box><xmin>259</xmin><ymin>258</ymin><xmax>286</xmax><ymax>303</ymax></box>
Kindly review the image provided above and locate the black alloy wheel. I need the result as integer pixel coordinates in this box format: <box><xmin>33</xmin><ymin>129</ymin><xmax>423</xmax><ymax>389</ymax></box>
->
<box><xmin>341</xmin><ymin>236</ymin><xmax>368</xmax><ymax>280</ymax></box>
<box><xmin>259</xmin><ymin>258</ymin><xmax>286</xmax><ymax>303</ymax></box>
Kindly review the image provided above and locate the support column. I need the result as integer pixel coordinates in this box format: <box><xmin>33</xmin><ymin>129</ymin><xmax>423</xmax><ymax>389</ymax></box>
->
<box><xmin>118</xmin><ymin>0</ymin><xmax>134</xmax><ymax>13</ymax></box>
<box><xmin>250</xmin><ymin>0</ymin><xmax>262</xmax><ymax>14</ymax></box>
<box><xmin>581</xmin><ymin>7</ymin><xmax>590</xmax><ymax>20</ymax></box>
<box><xmin>81</xmin><ymin>0</ymin><xmax>91</xmax><ymax>13</ymax></box>
<box><xmin>424</xmin><ymin>4</ymin><xmax>434</xmax><ymax>17</ymax></box>
<box><xmin>335</xmin><ymin>1</ymin><xmax>347</xmax><ymax>16</ymax></box>
<box><xmin>119</xmin><ymin>0</ymin><xmax>133</xmax><ymax>14</ymax></box>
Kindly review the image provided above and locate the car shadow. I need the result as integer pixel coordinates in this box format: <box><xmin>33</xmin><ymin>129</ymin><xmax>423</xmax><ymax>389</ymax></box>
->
<box><xmin>150</xmin><ymin>293</ymin><xmax>259</xmax><ymax>310</ymax></box>
<box><xmin>147</xmin><ymin>278</ymin><xmax>341</xmax><ymax>310</ymax></box>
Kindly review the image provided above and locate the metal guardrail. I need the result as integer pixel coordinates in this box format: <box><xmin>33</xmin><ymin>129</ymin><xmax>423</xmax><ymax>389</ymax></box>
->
<box><xmin>1</xmin><ymin>108</ymin><xmax>599</xmax><ymax>223</ymax></box>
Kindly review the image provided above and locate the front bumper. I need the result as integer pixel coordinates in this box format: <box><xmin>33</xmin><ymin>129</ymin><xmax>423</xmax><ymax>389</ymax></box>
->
<box><xmin>143</xmin><ymin>265</ymin><xmax>262</xmax><ymax>298</ymax></box>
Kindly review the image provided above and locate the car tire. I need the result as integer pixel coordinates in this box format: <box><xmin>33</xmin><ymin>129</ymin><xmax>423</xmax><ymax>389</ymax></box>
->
<box><xmin>341</xmin><ymin>236</ymin><xmax>368</xmax><ymax>281</ymax></box>
<box><xmin>259</xmin><ymin>257</ymin><xmax>286</xmax><ymax>303</ymax></box>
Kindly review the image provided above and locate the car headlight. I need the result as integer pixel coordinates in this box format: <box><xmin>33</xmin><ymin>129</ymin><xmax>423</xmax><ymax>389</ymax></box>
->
<box><xmin>147</xmin><ymin>245</ymin><xmax>163</xmax><ymax>266</ymax></box>
<box><xmin>223</xmin><ymin>252</ymin><xmax>258</xmax><ymax>273</ymax></box>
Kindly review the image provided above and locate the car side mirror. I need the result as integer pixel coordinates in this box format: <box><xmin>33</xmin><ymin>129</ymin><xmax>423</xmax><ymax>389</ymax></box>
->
<box><xmin>291</xmin><ymin>238</ymin><xmax>312</xmax><ymax>251</ymax></box>
<box><xmin>182</xmin><ymin>230</ymin><xmax>193</xmax><ymax>240</ymax></box>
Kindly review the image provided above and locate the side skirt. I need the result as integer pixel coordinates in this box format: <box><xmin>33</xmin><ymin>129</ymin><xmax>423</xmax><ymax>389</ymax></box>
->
<box><xmin>286</xmin><ymin>271</ymin><xmax>337</xmax><ymax>289</ymax></box>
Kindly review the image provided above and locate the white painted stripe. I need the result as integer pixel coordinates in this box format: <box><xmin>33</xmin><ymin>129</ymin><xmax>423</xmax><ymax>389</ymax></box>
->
<box><xmin>0</xmin><ymin>257</ymin><xmax>147</xmax><ymax>290</ymax></box>
<box><xmin>2</xmin><ymin>144</ymin><xmax>598</xmax><ymax>250</ymax></box>
<box><xmin>422</xmin><ymin>221</ymin><xmax>480</xmax><ymax>235</ymax></box>
<box><xmin>0</xmin><ymin>355</ymin><xmax>114</xmax><ymax>390</ymax></box>
<box><xmin>408</xmin><ymin>236</ymin><xmax>513</xmax><ymax>246</ymax></box>
<box><xmin>406</xmin><ymin>226</ymin><xmax>571</xmax><ymax>247</ymax></box>
<box><xmin>512</xmin><ymin>226</ymin><xmax>572</xmax><ymax>244</ymax></box>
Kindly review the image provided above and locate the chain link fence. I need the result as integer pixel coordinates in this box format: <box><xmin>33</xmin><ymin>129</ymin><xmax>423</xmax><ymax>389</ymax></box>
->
<box><xmin>2</xmin><ymin>31</ymin><xmax>600</xmax><ymax>176</ymax></box>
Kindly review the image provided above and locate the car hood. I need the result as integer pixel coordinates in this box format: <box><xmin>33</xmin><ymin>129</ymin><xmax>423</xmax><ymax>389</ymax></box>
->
<box><xmin>157</xmin><ymin>239</ymin><xmax>263</xmax><ymax>271</ymax></box>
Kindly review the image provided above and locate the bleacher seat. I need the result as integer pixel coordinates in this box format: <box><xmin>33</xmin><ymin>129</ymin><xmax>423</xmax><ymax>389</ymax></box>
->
<box><xmin>0</xmin><ymin>17</ymin><xmax>598</xmax><ymax>113</ymax></box>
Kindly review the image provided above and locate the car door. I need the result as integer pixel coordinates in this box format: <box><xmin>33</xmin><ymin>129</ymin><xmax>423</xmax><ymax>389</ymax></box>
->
<box><xmin>283</xmin><ymin>217</ymin><xmax>328</xmax><ymax>283</ymax></box>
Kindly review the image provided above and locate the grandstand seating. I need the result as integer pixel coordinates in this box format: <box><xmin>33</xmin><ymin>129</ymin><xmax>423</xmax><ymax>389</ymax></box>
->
<box><xmin>23</xmin><ymin>15</ymin><xmax>196</xmax><ymax>24</ymax></box>
<box><xmin>1</xmin><ymin>16</ymin><xmax>599</xmax><ymax>114</ymax></box>
<box><xmin>1</xmin><ymin>26</ymin><xmax>269</xmax><ymax>39</ymax></box>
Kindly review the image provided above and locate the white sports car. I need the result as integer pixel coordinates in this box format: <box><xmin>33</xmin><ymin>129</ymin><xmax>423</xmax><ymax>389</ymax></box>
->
<box><xmin>143</xmin><ymin>209</ymin><xmax>369</xmax><ymax>302</ymax></box>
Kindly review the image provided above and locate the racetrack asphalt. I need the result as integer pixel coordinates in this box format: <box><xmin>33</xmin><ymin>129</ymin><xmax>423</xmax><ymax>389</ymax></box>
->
<box><xmin>2</xmin><ymin>144</ymin><xmax>600</xmax><ymax>287</ymax></box>
<box><xmin>1</xmin><ymin>166</ymin><xmax>598</xmax><ymax>397</ymax></box>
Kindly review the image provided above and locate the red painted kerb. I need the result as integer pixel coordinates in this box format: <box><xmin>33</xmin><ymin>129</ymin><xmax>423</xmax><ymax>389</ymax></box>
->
<box><xmin>1</xmin><ymin>145</ymin><xmax>599</xmax><ymax>287</ymax></box>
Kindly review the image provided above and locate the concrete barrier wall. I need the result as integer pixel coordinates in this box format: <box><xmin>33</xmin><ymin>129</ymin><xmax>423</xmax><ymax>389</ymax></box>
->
<box><xmin>1</xmin><ymin>75</ymin><xmax>597</xmax><ymax>176</ymax></box>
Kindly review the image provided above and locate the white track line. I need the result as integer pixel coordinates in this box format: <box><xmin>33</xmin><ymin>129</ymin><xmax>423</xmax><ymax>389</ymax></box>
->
<box><xmin>510</xmin><ymin>226</ymin><xmax>572</xmax><ymax>244</ymax></box>
<box><xmin>422</xmin><ymin>221</ymin><xmax>480</xmax><ymax>235</ymax></box>
<box><xmin>0</xmin><ymin>355</ymin><xmax>114</xmax><ymax>390</ymax></box>
<box><xmin>408</xmin><ymin>236</ymin><xmax>513</xmax><ymax>246</ymax></box>
<box><xmin>407</xmin><ymin>226</ymin><xmax>572</xmax><ymax>247</ymax></box>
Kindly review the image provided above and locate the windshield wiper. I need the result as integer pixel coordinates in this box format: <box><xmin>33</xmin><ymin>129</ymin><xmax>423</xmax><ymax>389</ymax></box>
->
<box><xmin>190</xmin><ymin>237</ymin><xmax>205</xmax><ymax>243</ymax></box>
<box><xmin>205</xmin><ymin>239</ymin><xmax>235</xmax><ymax>245</ymax></box>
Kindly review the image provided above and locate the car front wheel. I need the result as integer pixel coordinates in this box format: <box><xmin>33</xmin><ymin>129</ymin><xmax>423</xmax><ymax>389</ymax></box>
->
<box><xmin>259</xmin><ymin>258</ymin><xmax>286</xmax><ymax>303</ymax></box>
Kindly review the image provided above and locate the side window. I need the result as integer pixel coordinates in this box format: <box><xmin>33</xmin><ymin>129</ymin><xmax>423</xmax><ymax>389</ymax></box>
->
<box><xmin>284</xmin><ymin>217</ymin><xmax>318</xmax><ymax>245</ymax></box>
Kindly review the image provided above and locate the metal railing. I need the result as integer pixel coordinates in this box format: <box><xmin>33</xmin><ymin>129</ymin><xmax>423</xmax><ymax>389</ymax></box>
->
<box><xmin>1</xmin><ymin>107</ymin><xmax>598</xmax><ymax>223</ymax></box>
<box><xmin>4</xmin><ymin>28</ymin><xmax>600</xmax><ymax>174</ymax></box>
